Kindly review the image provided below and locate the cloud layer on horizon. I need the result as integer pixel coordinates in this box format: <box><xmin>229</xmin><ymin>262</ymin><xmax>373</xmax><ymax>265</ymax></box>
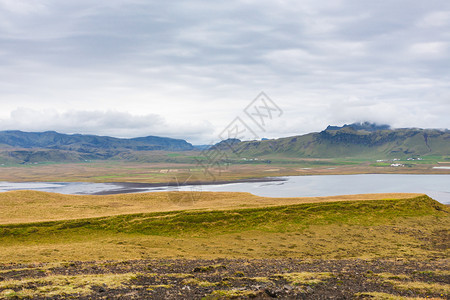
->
<box><xmin>0</xmin><ymin>108</ymin><xmax>213</xmax><ymax>144</ymax></box>
<box><xmin>0</xmin><ymin>0</ymin><xmax>449</xmax><ymax>143</ymax></box>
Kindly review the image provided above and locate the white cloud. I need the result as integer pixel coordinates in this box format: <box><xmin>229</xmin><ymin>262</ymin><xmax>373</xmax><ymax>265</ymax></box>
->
<box><xmin>417</xmin><ymin>11</ymin><xmax>450</xmax><ymax>28</ymax></box>
<box><xmin>0</xmin><ymin>0</ymin><xmax>48</xmax><ymax>15</ymax></box>
<box><xmin>409</xmin><ymin>42</ymin><xmax>448</xmax><ymax>57</ymax></box>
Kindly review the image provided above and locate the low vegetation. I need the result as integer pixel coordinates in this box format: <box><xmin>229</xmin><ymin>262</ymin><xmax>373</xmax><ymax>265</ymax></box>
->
<box><xmin>0</xmin><ymin>190</ymin><xmax>448</xmax><ymax>298</ymax></box>
<box><xmin>0</xmin><ymin>190</ymin><xmax>421</xmax><ymax>224</ymax></box>
<box><xmin>0</xmin><ymin>193</ymin><xmax>448</xmax><ymax>263</ymax></box>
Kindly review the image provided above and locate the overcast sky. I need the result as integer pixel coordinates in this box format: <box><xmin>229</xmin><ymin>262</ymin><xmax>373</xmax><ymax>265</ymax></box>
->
<box><xmin>0</xmin><ymin>0</ymin><xmax>449</xmax><ymax>144</ymax></box>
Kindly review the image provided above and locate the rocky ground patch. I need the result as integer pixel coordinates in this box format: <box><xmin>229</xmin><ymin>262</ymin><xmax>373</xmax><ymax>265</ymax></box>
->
<box><xmin>0</xmin><ymin>258</ymin><xmax>448</xmax><ymax>299</ymax></box>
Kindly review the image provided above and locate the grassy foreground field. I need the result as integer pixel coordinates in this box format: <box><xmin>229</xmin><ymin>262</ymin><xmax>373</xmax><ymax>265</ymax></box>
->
<box><xmin>0</xmin><ymin>191</ymin><xmax>448</xmax><ymax>299</ymax></box>
<box><xmin>0</xmin><ymin>192</ymin><xmax>448</xmax><ymax>262</ymax></box>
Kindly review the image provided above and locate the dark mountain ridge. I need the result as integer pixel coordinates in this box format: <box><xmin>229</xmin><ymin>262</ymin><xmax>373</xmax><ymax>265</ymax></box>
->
<box><xmin>211</xmin><ymin>138</ymin><xmax>241</xmax><ymax>151</ymax></box>
<box><xmin>325</xmin><ymin>121</ymin><xmax>391</xmax><ymax>132</ymax></box>
<box><xmin>0</xmin><ymin>130</ymin><xmax>194</xmax><ymax>153</ymax></box>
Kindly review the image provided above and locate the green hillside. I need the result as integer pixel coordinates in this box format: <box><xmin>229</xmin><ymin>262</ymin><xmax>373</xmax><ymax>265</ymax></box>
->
<box><xmin>229</xmin><ymin>127</ymin><xmax>450</xmax><ymax>159</ymax></box>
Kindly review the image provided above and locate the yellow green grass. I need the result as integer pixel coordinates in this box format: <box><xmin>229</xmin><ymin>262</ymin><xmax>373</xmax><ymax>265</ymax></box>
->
<box><xmin>0</xmin><ymin>192</ymin><xmax>448</xmax><ymax>263</ymax></box>
<box><xmin>271</xmin><ymin>272</ymin><xmax>332</xmax><ymax>285</ymax></box>
<box><xmin>205</xmin><ymin>289</ymin><xmax>259</xmax><ymax>299</ymax></box>
<box><xmin>0</xmin><ymin>190</ymin><xmax>423</xmax><ymax>224</ymax></box>
<box><xmin>372</xmin><ymin>273</ymin><xmax>449</xmax><ymax>295</ymax></box>
<box><xmin>385</xmin><ymin>280</ymin><xmax>449</xmax><ymax>295</ymax></box>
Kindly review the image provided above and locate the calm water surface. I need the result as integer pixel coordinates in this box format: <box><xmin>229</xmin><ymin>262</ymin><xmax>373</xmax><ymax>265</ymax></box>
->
<box><xmin>195</xmin><ymin>174</ymin><xmax>450</xmax><ymax>204</ymax></box>
<box><xmin>1</xmin><ymin>174</ymin><xmax>449</xmax><ymax>204</ymax></box>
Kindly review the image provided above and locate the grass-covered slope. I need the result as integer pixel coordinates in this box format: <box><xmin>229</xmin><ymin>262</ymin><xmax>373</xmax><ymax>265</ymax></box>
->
<box><xmin>232</xmin><ymin>127</ymin><xmax>450</xmax><ymax>159</ymax></box>
<box><xmin>0</xmin><ymin>193</ymin><xmax>448</xmax><ymax>263</ymax></box>
<box><xmin>0</xmin><ymin>190</ymin><xmax>422</xmax><ymax>224</ymax></box>
<box><xmin>1</xmin><ymin>195</ymin><xmax>445</xmax><ymax>237</ymax></box>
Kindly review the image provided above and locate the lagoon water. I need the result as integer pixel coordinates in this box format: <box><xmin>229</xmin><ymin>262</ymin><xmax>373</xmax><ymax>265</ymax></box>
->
<box><xmin>1</xmin><ymin>174</ymin><xmax>449</xmax><ymax>204</ymax></box>
<box><xmin>195</xmin><ymin>174</ymin><xmax>450</xmax><ymax>204</ymax></box>
<box><xmin>0</xmin><ymin>181</ymin><xmax>121</xmax><ymax>195</ymax></box>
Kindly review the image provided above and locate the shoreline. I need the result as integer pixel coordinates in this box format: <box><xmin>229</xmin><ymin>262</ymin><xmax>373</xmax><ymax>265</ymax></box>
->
<box><xmin>93</xmin><ymin>177</ymin><xmax>286</xmax><ymax>195</ymax></box>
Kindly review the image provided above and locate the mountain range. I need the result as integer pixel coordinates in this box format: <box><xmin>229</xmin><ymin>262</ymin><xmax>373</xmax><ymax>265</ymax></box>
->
<box><xmin>0</xmin><ymin>123</ymin><xmax>448</xmax><ymax>164</ymax></box>
<box><xmin>0</xmin><ymin>130</ymin><xmax>193</xmax><ymax>164</ymax></box>
<box><xmin>224</xmin><ymin>123</ymin><xmax>449</xmax><ymax>158</ymax></box>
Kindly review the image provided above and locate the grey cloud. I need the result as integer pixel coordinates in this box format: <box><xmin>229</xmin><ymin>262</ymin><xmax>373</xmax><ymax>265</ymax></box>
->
<box><xmin>0</xmin><ymin>0</ymin><xmax>448</xmax><ymax>143</ymax></box>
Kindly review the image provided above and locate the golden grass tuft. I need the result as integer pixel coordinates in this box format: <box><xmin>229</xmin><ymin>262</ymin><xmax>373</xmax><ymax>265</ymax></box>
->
<box><xmin>272</xmin><ymin>272</ymin><xmax>332</xmax><ymax>285</ymax></box>
<box><xmin>384</xmin><ymin>280</ymin><xmax>449</xmax><ymax>295</ymax></box>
